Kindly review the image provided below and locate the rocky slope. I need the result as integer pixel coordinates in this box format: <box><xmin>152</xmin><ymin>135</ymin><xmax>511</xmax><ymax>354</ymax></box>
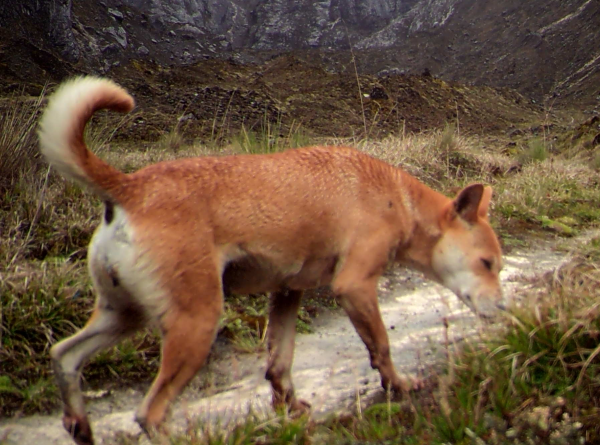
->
<box><xmin>1</xmin><ymin>1</ymin><xmax>599</xmax><ymax>110</ymax></box>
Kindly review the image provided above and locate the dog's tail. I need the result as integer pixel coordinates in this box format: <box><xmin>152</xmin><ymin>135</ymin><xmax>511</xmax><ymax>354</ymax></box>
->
<box><xmin>38</xmin><ymin>76</ymin><xmax>134</xmax><ymax>201</ymax></box>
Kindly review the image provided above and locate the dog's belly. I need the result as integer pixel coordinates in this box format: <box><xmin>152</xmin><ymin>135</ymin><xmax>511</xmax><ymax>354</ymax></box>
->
<box><xmin>223</xmin><ymin>254</ymin><xmax>338</xmax><ymax>295</ymax></box>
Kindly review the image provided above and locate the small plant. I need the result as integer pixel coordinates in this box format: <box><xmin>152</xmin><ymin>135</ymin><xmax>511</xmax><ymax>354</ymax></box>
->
<box><xmin>438</xmin><ymin>123</ymin><xmax>460</xmax><ymax>156</ymax></box>
<box><xmin>519</xmin><ymin>137</ymin><xmax>548</xmax><ymax>163</ymax></box>
<box><xmin>231</xmin><ymin>116</ymin><xmax>310</xmax><ymax>154</ymax></box>
<box><xmin>156</xmin><ymin>129</ymin><xmax>186</xmax><ymax>152</ymax></box>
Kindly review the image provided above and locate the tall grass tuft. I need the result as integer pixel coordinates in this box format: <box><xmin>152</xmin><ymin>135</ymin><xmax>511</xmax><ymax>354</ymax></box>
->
<box><xmin>231</xmin><ymin>118</ymin><xmax>310</xmax><ymax>154</ymax></box>
<box><xmin>519</xmin><ymin>137</ymin><xmax>548</xmax><ymax>164</ymax></box>
<box><xmin>0</xmin><ymin>88</ymin><xmax>48</xmax><ymax>193</ymax></box>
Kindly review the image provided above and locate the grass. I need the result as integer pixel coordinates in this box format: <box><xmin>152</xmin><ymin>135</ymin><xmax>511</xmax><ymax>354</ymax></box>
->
<box><xmin>0</xmin><ymin>88</ymin><xmax>48</xmax><ymax>192</ymax></box>
<box><xmin>167</xmin><ymin>411</ymin><xmax>312</xmax><ymax>445</ymax></box>
<box><xmin>2</xmin><ymin>84</ymin><xmax>600</xmax><ymax>443</ymax></box>
<box><xmin>518</xmin><ymin>137</ymin><xmax>548</xmax><ymax>163</ymax></box>
<box><xmin>230</xmin><ymin>119</ymin><xmax>310</xmax><ymax>154</ymax></box>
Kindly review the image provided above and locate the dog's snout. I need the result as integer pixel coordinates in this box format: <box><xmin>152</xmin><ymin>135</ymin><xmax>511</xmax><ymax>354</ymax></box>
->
<box><xmin>496</xmin><ymin>302</ymin><xmax>507</xmax><ymax>312</ymax></box>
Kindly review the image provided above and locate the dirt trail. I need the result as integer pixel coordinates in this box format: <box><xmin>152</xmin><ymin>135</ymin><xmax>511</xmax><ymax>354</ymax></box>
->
<box><xmin>0</xmin><ymin>241</ymin><xmax>571</xmax><ymax>445</ymax></box>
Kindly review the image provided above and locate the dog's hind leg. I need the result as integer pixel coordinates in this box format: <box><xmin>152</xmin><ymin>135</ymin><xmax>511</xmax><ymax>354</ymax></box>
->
<box><xmin>134</xmin><ymin>270</ymin><xmax>223</xmax><ymax>435</ymax></box>
<box><xmin>50</xmin><ymin>297</ymin><xmax>143</xmax><ymax>445</ymax></box>
<box><xmin>265</xmin><ymin>289</ymin><xmax>310</xmax><ymax>414</ymax></box>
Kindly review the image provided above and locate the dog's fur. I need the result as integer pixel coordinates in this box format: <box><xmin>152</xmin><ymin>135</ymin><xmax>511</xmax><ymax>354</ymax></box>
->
<box><xmin>39</xmin><ymin>77</ymin><xmax>504</xmax><ymax>445</ymax></box>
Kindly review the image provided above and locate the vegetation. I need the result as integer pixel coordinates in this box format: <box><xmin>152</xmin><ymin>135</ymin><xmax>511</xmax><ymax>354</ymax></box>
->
<box><xmin>1</xmin><ymin>86</ymin><xmax>600</xmax><ymax>444</ymax></box>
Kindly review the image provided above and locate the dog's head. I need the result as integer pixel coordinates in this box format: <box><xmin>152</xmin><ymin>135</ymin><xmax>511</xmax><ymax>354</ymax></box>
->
<box><xmin>431</xmin><ymin>184</ymin><xmax>504</xmax><ymax>318</ymax></box>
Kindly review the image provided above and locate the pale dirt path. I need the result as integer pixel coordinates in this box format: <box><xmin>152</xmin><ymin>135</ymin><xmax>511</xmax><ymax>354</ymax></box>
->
<box><xmin>0</xmin><ymin>241</ymin><xmax>572</xmax><ymax>445</ymax></box>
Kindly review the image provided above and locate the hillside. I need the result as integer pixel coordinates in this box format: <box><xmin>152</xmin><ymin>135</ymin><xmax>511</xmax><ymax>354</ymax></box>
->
<box><xmin>0</xmin><ymin>0</ymin><xmax>599</xmax><ymax>111</ymax></box>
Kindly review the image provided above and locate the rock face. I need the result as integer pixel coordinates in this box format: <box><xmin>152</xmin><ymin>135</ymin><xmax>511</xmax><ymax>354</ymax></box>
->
<box><xmin>0</xmin><ymin>0</ymin><xmax>599</xmax><ymax>108</ymax></box>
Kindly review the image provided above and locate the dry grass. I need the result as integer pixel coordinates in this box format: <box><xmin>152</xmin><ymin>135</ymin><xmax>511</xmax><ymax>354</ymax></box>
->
<box><xmin>360</xmin><ymin>126</ymin><xmax>514</xmax><ymax>189</ymax></box>
<box><xmin>0</xmin><ymin>90</ymin><xmax>48</xmax><ymax>192</ymax></box>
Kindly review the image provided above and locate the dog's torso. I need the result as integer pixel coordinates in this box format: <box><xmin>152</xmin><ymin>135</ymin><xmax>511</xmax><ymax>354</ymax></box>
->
<box><xmin>90</xmin><ymin>146</ymin><xmax>416</xmax><ymax>306</ymax></box>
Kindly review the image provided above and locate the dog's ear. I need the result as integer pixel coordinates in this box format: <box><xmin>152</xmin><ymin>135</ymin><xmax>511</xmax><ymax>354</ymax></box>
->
<box><xmin>478</xmin><ymin>186</ymin><xmax>493</xmax><ymax>220</ymax></box>
<box><xmin>452</xmin><ymin>183</ymin><xmax>484</xmax><ymax>224</ymax></box>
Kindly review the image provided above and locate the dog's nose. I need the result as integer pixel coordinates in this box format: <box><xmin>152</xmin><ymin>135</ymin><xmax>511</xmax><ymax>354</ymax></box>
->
<box><xmin>496</xmin><ymin>302</ymin><xmax>507</xmax><ymax>311</ymax></box>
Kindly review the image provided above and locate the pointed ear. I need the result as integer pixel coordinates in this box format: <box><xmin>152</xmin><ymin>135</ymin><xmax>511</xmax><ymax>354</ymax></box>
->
<box><xmin>453</xmin><ymin>183</ymin><xmax>484</xmax><ymax>224</ymax></box>
<box><xmin>478</xmin><ymin>186</ymin><xmax>493</xmax><ymax>219</ymax></box>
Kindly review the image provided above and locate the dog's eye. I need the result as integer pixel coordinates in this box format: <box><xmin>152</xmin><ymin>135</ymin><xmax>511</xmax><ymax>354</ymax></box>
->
<box><xmin>481</xmin><ymin>258</ymin><xmax>493</xmax><ymax>271</ymax></box>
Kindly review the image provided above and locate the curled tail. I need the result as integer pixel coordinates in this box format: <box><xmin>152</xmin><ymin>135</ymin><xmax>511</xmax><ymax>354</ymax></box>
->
<box><xmin>38</xmin><ymin>76</ymin><xmax>134</xmax><ymax>200</ymax></box>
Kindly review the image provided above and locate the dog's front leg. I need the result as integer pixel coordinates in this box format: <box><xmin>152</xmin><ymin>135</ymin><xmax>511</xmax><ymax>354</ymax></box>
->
<box><xmin>264</xmin><ymin>289</ymin><xmax>310</xmax><ymax>414</ymax></box>
<box><xmin>332</xmin><ymin>269</ymin><xmax>417</xmax><ymax>396</ymax></box>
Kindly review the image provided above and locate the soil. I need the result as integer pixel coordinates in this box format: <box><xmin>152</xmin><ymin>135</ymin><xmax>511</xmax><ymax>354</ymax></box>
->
<box><xmin>0</xmin><ymin>54</ymin><xmax>556</xmax><ymax>147</ymax></box>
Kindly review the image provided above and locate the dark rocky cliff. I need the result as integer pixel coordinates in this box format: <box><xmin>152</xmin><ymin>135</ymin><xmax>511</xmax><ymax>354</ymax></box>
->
<box><xmin>1</xmin><ymin>0</ymin><xmax>599</xmax><ymax>109</ymax></box>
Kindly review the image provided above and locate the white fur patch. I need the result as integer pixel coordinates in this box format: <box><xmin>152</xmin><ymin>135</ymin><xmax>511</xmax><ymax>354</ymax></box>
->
<box><xmin>89</xmin><ymin>205</ymin><xmax>169</xmax><ymax>321</ymax></box>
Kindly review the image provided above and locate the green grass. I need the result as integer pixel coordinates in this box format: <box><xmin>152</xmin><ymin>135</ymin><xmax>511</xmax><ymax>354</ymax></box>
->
<box><xmin>175</xmin><ymin>411</ymin><xmax>311</xmax><ymax>445</ymax></box>
<box><xmin>518</xmin><ymin>137</ymin><xmax>549</xmax><ymax>164</ymax></box>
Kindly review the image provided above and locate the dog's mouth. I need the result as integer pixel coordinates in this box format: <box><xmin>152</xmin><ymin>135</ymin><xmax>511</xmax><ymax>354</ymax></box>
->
<box><xmin>459</xmin><ymin>293</ymin><xmax>506</xmax><ymax>320</ymax></box>
<box><xmin>459</xmin><ymin>293</ymin><xmax>479</xmax><ymax>314</ymax></box>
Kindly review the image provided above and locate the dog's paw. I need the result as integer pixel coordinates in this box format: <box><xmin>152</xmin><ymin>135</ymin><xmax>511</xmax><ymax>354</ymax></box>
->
<box><xmin>289</xmin><ymin>398</ymin><xmax>311</xmax><ymax>416</ymax></box>
<box><xmin>386</xmin><ymin>374</ymin><xmax>424</xmax><ymax>397</ymax></box>
<box><xmin>273</xmin><ymin>394</ymin><xmax>311</xmax><ymax>417</ymax></box>
<box><xmin>401</xmin><ymin>375</ymin><xmax>424</xmax><ymax>392</ymax></box>
<box><xmin>63</xmin><ymin>414</ymin><xmax>94</xmax><ymax>445</ymax></box>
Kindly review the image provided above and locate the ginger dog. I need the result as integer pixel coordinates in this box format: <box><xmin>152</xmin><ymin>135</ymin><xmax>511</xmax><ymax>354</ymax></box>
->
<box><xmin>39</xmin><ymin>77</ymin><xmax>504</xmax><ymax>445</ymax></box>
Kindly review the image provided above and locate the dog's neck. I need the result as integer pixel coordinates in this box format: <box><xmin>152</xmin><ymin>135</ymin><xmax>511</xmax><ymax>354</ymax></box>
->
<box><xmin>394</xmin><ymin>172</ymin><xmax>450</xmax><ymax>281</ymax></box>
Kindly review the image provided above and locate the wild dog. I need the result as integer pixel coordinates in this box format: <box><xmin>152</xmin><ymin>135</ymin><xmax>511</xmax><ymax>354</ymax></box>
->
<box><xmin>39</xmin><ymin>76</ymin><xmax>504</xmax><ymax>445</ymax></box>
